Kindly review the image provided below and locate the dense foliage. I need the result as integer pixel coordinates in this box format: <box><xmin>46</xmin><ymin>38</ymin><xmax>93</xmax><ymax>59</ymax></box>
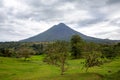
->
<box><xmin>0</xmin><ymin>35</ymin><xmax>120</xmax><ymax>76</ymax></box>
<box><xmin>16</xmin><ymin>46</ymin><xmax>36</xmax><ymax>61</ymax></box>
<box><xmin>70</xmin><ymin>35</ymin><xmax>84</xmax><ymax>59</ymax></box>
<box><xmin>44</xmin><ymin>41</ymin><xmax>70</xmax><ymax>75</ymax></box>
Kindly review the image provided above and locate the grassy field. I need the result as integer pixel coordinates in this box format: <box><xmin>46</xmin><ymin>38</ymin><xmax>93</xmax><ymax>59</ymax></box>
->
<box><xmin>0</xmin><ymin>55</ymin><xmax>120</xmax><ymax>80</ymax></box>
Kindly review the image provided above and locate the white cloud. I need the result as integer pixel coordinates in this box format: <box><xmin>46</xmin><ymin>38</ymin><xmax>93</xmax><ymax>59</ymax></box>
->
<box><xmin>4</xmin><ymin>0</ymin><xmax>29</xmax><ymax>11</ymax></box>
<box><xmin>0</xmin><ymin>0</ymin><xmax>120</xmax><ymax>41</ymax></box>
<box><xmin>63</xmin><ymin>10</ymin><xmax>92</xmax><ymax>23</ymax></box>
<box><xmin>77</xmin><ymin>21</ymin><xmax>120</xmax><ymax>40</ymax></box>
<box><xmin>40</xmin><ymin>0</ymin><xmax>58</xmax><ymax>5</ymax></box>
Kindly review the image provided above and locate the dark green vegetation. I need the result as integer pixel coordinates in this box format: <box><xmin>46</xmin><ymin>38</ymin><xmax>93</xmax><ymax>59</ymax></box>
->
<box><xmin>0</xmin><ymin>35</ymin><xmax>120</xmax><ymax>80</ymax></box>
<box><xmin>71</xmin><ymin>35</ymin><xmax>84</xmax><ymax>59</ymax></box>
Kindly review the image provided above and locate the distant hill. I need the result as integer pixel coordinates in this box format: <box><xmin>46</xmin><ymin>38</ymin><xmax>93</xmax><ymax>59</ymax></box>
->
<box><xmin>20</xmin><ymin>23</ymin><xmax>120</xmax><ymax>43</ymax></box>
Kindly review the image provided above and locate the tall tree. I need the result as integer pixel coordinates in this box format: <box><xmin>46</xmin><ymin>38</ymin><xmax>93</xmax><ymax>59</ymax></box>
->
<box><xmin>44</xmin><ymin>41</ymin><xmax>70</xmax><ymax>75</ymax></box>
<box><xmin>70</xmin><ymin>35</ymin><xmax>83</xmax><ymax>59</ymax></box>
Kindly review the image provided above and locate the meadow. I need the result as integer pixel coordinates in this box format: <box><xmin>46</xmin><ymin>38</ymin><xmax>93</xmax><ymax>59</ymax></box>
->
<box><xmin>0</xmin><ymin>55</ymin><xmax>120</xmax><ymax>80</ymax></box>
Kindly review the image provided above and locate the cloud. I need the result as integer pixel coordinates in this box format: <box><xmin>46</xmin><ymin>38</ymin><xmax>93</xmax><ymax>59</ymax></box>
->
<box><xmin>0</xmin><ymin>0</ymin><xmax>120</xmax><ymax>41</ymax></box>
<box><xmin>0</xmin><ymin>0</ymin><xmax>3</xmax><ymax>7</ymax></box>
<box><xmin>107</xmin><ymin>0</ymin><xmax>120</xmax><ymax>4</ymax></box>
<box><xmin>77</xmin><ymin>20</ymin><xmax>120</xmax><ymax>40</ymax></box>
<box><xmin>78</xmin><ymin>14</ymin><xmax>107</xmax><ymax>27</ymax></box>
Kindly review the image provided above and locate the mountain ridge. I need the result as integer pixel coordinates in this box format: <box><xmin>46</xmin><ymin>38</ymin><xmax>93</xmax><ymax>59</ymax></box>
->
<box><xmin>20</xmin><ymin>23</ymin><xmax>120</xmax><ymax>43</ymax></box>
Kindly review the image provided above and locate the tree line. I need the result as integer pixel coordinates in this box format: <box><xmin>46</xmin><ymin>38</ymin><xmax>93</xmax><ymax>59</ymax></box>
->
<box><xmin>0</xmin><ymin>35</ymin><xmax>120</xmax><ymax>75</ymax></box>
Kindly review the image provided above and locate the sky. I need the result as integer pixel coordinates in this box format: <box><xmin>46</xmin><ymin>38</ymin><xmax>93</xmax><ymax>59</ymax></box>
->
<box><xmin>0</xmin><ymin>0</ymin><xmax>120</xmax><ymax>41</ymax></box>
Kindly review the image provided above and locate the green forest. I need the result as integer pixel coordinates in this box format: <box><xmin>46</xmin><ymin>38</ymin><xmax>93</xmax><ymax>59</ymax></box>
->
<box><xmin>0</xmin><ymin>35</ymin><xmax>120</xmax><ymax>80</ymax></box>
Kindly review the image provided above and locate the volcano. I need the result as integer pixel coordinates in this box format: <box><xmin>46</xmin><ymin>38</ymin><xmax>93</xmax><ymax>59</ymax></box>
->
<box><xmin>20</xmin><ymin>23</ymin><xmax>119</xmax><ymax>43</ymax></box>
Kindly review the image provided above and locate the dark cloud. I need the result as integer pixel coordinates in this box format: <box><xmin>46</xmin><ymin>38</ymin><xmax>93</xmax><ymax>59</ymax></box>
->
<box><xmin>78</xmin><ymin>10</ymin><xmax>107</xmax><ymax>27</ymax></box>
<box><xmin>14</xmin><ymin>0</ymin><xmax>64</xmax><ymax>21</ymax></box>
<box><xmin>0</xmin><ymin>15</ymin><xmax>6</xmax><ymax>23</ymax></box>
<box><xmin>23</xmin><ymin>0</ymin><xmax>59</xmax><ymax>8</ymax></box>
<box><xmin>110</xmin><ymin>18</ymin><xmax>120</xmax><ymax>26</ymax></box>
<box><xmin>78</xmin><ymin>18</ymin><xmax>104</xmax><ymax>27</ymax></box>
<box><xmin>11</xmin><ymin>0</ymin><xmax>109</xmax><ymax>23</ymax></box>
<box><xmin>107</xmin><ymin>0</ymin><xmax>120</xmax><ymax>4</ymax></box>
<box><xmin>0</xmin><ymin>0</ymin><xmax>6</xmax><ymax>23</ymax></box>
<box><xmin>14</xmin><ymin>11</ymin><xmax>33</xmax><ymax>20</ymax></box>
<box><xmin>24</xmin><ymin>0</ymin><xmax>42</xmax><ymax>7</ymax></box>
<box><xmin>0</xmin><ymin>10</ymin><xmax>8</xmax><ymax>23</ymax></box>
<box><xmin>62</xmin><ymin>0</ymin><xmax>108</xmax><ymax>27</ymax></box>
<box><xmin>0</xmin><ymin>0</ymin><xmax>3</xmax><ymax>7</ymax></box>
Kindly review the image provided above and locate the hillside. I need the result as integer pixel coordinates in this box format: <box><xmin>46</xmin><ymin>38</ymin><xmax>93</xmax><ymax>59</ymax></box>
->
<box><xmin>21</xmin><ymin>23</ymin><xmax>120</xmax><ymax>43</ymax></box>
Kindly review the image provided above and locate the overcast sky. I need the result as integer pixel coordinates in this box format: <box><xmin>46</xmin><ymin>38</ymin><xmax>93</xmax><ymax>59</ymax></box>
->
<box><xmin>0</xmin><ymin>0</ymin><xmax>120</xmax><ymax>41</ymax></box>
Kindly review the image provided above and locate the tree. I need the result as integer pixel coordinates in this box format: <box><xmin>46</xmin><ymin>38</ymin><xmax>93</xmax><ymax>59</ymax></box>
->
<box><xmin>101</xmin><ymin>45</ymin><xmax>116</xmax><ymax>59</ymax></box>
<box><xmin>17</xmin><ymin>47</ymin><xmax>35</xmax><ymax>61</ymax></box>
<box><xmin>0</xmin><ymin>48</ymin><xmax>15</xmax><ymax>57</ymax></box>
<box><xmin>84</xmin><ymin>51</ymin><xmax>102</xmax><ymax>72</ymax></box>
<box><xmin>80</xmin><ymin>42</ymin><xmax>102</xmax><ymax>72</ymax></box>
<box><xmin>31</xmin><ymin>43</ymin><xmax>44</xmax><ymax>55</ymax></box>
<box><xmin>70</xmin><ymin>35</ymin><xmax>84</xmax><ymax>59</ymax></box>
<box><xmin>44</xmin><ymin>41</ymin><xmax>70</xmax><ymax>75</ymax></box>
<box><xmin>114</xmin><ymin>43</ymin><xmax>120</xmax><ymax>57</ymax></box>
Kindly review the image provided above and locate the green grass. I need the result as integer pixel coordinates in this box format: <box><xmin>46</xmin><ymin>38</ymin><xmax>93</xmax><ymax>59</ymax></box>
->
<box><xmin>0</xmin><ymin>56</ymin><xmax>120</xmax><ymax>80</ymax></box>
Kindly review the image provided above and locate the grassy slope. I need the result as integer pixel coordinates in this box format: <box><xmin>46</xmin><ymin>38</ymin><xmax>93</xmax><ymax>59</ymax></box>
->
<box><xmin>0</xmin><ymin>56</ymin><xmax>120</xmax><ymax>80</ymax></box>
